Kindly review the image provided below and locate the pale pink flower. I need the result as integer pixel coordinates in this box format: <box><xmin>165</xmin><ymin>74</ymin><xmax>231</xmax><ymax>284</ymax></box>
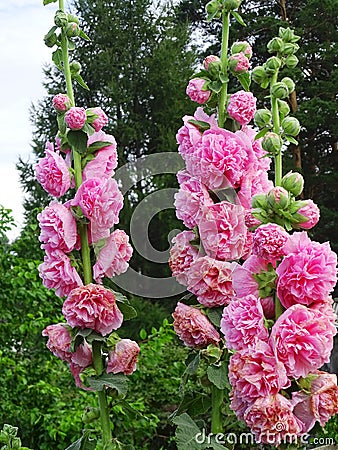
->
<box><xmin>62</xmin><ymin>283</ymin><xmax>123</xmax><ymax>336</ymax></box>
<box><xmin>296</xmin><ymin>199</ymin><xmax>320</xmax><ymax>229</ymax></box>
<box><xmin>221</xmin><ymin>294</ymin><xmax>269</xmax><ymax>351</ymax></box>
<box><xmin>244</xmin><ymin>394</ymin><xmax>303</xmax><ymax>445</ymax></box>
<box><xmin>292</xmin><ymin>371</ymin><xmax>338</xmax><ymax>432</ymax></box>
<box><xmin>107</xmin><ymin>339</ymin><xmax>140</xmax><ymax>375</ymax></box>
<box><xmin>70</xmin><ymin>341</ymin><xmax>93</xmax><ymax>389</ymax></box>
<box><xmin>237</xmin><ymin>168</ymin><xmax>274</xmax><ymax>209</ymax></box>
<box><xmin>229</xmin><ymin>52</ymin><xmax>250</xmax><ymax>73</ymax></box>
<box><xmin>35</xmin><ymin>145</ymin><xmax>71</xmax><ymax>197</ymax></box>
<box><xmin>172</xmin><ymin>302</ymin><xmax>220</xmax><ymax>348</ymax></box>
<box><xmin>252</xmin><ymin>223</ymin><xmax>289</xmax><ymax>264</ymax></box>
<box><xmin>237</xmin><ymin>126</ymin><xmax>272</xmax><ymax>172</ymax></box>
<box><xmin>65</xmin><ymin>106</ymin><xmax>87</xmax><ymax>129</ymax></box>
<box><xmin>276</xmin><ymin>232</ymin><xmax>337</xmax><ymax>308</ymax></box>
<box><xmin>230</xmin><ymin>389</ymin><xmax>252</xmax><ymax>421</ymax></box>
<box><xmin>203</xmin><ymin>55</ymin><xmax>220</xmax><ymax>70</ymax></box>
<box><xmin>38</xmin><ymin>201</ymin><xmax>78</xmax><ymax>253</ymax></box>
<box><xmin>90</xmin><ymin>107</ymin><xmax>108</xmax><ymax>132</ymax></box>
<box><xmin>229</xmin><ymin>341</ymin><xmax>290</xmax><ymax>403</ymax></box>
<box><xmin>169</xmin><ymin>230</ymin><xmax>198</xmax><ymax>286</ymax></box>
<box><xmin>42</xmin><ymin>323</ymin><xmax>72</xmax><ymax>362</ymax></box>
<box><xmin>186</xmin><ymin>78</ymin><xmax>211</xmax><ymax>104</ymax></box>
<box><xmin>186</xmin><ymin>256</ymin><xmax>234</xmax><ymax>307</ymax></box>
<box><xmin>52</xmin><ymin>93</ymin><xmax>71</xmax><ymax>112</ymax></box>
<box><xmin>38</xmin><ymin>249</ymin><xmax>83</xmax><ymax>298</ymax></box>
<box><xmin>93</xmin><ymin>229</ymin><xmax>133</xmax><ymax>283</ymax></box>
<box><xmin>245</xmin><ymin>210</ymin><xmax>262</xmax><ymax>229</ymax></box>
<box><xmin>83</xmin><ymin>131</ymin><xmax>118</xmax><ymax>181</ymax></box>
<box><xmin>227</xmin><ymin>90</ymin><xmax>256</xmax><ymax>126</ymax></box>
<box><xmin>71</xmin><ymin>177</ymin><xmax>123</xmax><ymax>243</ymax></box>
<box><xmin>270</xmin><ymin>304</ymin><xmax>336</xmax><ymax>379</ymax></box>
<box><xmin>174</xmin><ymin>173</ymin><xmax>213</xmax><ymax>229</ymax></box>
<box><xmin>199</xmin><ymin>201</ymin><xmax>247</xmax><ymax>261</ymax></box>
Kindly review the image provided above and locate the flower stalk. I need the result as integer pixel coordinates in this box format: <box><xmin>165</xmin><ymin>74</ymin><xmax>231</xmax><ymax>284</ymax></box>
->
<box><xmin>218</xmin><ymin>10</ymin><xmax>230</xmax><ymax>128</ymax></box>
<box><xmin>211</xmin><ymin>385</ymin><xmax>224</xmax><ymax>434</ymax></box>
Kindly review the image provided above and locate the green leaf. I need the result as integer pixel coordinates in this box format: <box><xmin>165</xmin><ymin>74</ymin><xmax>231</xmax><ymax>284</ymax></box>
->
<box><xmin>206</xmin><ymin>307</ymin><xmax>223</xmax><ymax>327</ymax></box>
<box><xmin>187</xmin><ymin>119</ymin><xmax>211</xmax><ymax>132</ymax></box>
<box><xmin>65</xmin><ymin>430</ymin><xmax>96</xmax><ymax>450</ymax></box>
<box><xmin>207</xmin><ymin>362</ymin><xmax>230</xmax><ymax>390</ymax></box>
<box><xmin>52</xmin><ymin>48</ymin><xmax>63</xmax><ymax>71</ymax></box>
<box><xmin>88</xmin><ymin>373</ymin><xmax>128</xmax><ymax>396</ymax></box>
<box><xmin>117</xmin><ymin>302</ymin><xmax>137</xmax><ymax>321</ymax></box>
<box><xmin>57</xmin><ymin>113</ymin><xmax>66</xmax><ymax>135</ymax></box>
<box><xmin>236</xmin><ymin>71</ymin><xmax>251</xmax><ymax>91</ymax></box>
<box><xmin>73</xmin><ymin>73</ymin><xmax>90</xmax><ymax>90</ymax></box>
<box><xmin>219</xmin><ymin>72</ymin><xmax>229</xmax><ymax>84</ymax></box>
<box><xmin>284</xmin><ymin>135</ymin><xmax>298</xmax><ymax>145</ymax></box>
<box><xmin>177</xmin><ymin>393</ymin><xmax>212</xmax><ymax>417</ymax></box>
<box><xmin>208</xmin><ymin>80</ymin><xmax>223</xmax><ymax>93</ymax></box>
<box><xmin>68</xmin><ymin>40</ymin><xmax>76</xmax><ymax>51</ymax></box>
<box><xmin>254</xmin><ymin>127</ymin><xmax>269</xmax><ymax>140</ymax></box>
<box><xmin>172</xmin><ymin>413</ymin><xmax>203</xmax><ymax>450</ymax></box>
<box><xmin>185</xmin><ymin>352</ymin><xmax>200</xmax><ymax>375</ymax></box>
<box><xmin>139</xmin><ymin>328</ymin><xmax>147</xmax><ymax>340</ymax></box>
<box><xmin>43</xmin><ymin>0</ymin><xmax>57</xmax><ymax>6</ymax></box>
<box><xmin>231</xmin><ymin>11</ymin><xmax>246</xmax><ymax>27</ymax></box>
<box><xmin>79</xmin><ymin>29</ymin><xmax>91</xmax><ymax>41</ymax></box>
<box><xmin>87</xmin><ymin>141</ymin><xmax>114</xmax><ymax>153</ymax></box>
<box><xmin>191</xmin><ymin>69</ymin><xmax>210</xmax><ymax>80</ymax></box>
<box><xmin>67</xmin><ymin>130</ymin><xmax>88</xmax><ymax>154</ymax></box>
<box><xmin>81</xmin><ymin>122</ymin><xmax>95</xmax><ymax>136</ymax></box>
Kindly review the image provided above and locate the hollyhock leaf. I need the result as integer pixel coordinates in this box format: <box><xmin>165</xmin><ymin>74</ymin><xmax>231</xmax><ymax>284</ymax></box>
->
<box><xmin>185</xmin><ymin>352</ymin><xmax>200</xmax><ymax>375</ymax></box>
<box><xmin>172</xmin><ymin>413</ymin><xmax>203</xmax><ymax>450</ymax></box>
<box><xmin>207</xmin><ymin>362</ymin><xmax>229</xmax><ymax>390</ymax></box>
<box><xmin>192</xmin><ymin>69</ymin><xmax>210</xmax><ymax>79</ymax></box>
<box><xmin>236</xmin><ymin>71</ymin><xmax>251</xmax><ymax>92</ymax></box>
<box><xmin>209</xmin><ymin>80</ymin><xmax>223</xmax><ymax>93</ymax></box>
<box><xmin>116</xmin><ymin>302</ymin><xmax>137</xmax><ymax>321</ymax></box>
<box><xmin>67</xmin><ymin>130</ymin><xmax>88</xmax><ymax>154</ymax></box>
<box><xmin>254</xmin><ymin>127</ymin><xmax>269</xmax><ymax>140</ymax></box>
<box><xmin>79</xmin><ymin>29</ymin><xmax>91</xmax><ymax>41</ymax></box>
<box><xmin>206</xmin><ymin>307</ymin><xmax>223</xmax><ymax>327</ymax></box>
<box><xmin>285</xmin><ymin>135</ymin><xmax>299</xmax><ymax>145</ymax></box>
<box><xmin>52</xmin><ymin>48</ymin><xmax>63</xmax><ymax>70</ymax></box>
<box><xmin>81</xmin><ymin>122</ymin><xmax>95</xmax><ymax>136</ymax></box>
<box><xmin>73</xmin><ymin>73</ymin><xmax>90</xmax><ymax>90</ymax></box>
<box><xmin>71</xmin><ymin>328</ymin><xmax>92</xmax><ymax>352</ymax></box>
<box><xmin>219</xmin><ymin>71</ymin><xmax>229</xmax><ymax>84</ymax></box>
<box><xmin>43</xmin><ymin>0</ymin><xmax>57</xmax><ymax>4</ymax></box>
<box><xmin>57</xmin><ymin>112</ymin><xmax>66</xmax><ymax>134</ymax></box>
<box><xmin>64</xmin><ymin>430</ymin><xmax>96</xmax><ymax>450</ymax></box>
<box><xmin>187</xmin><ymin>119</ymin><xmax>211</xmax><ymax>132</ymax></box>
<box><xmin>231</xmin><ymin>11</ymin><xmax>246</xmax><ymax>27</ymax></box>
<box><xmin>88</xmin><ymin>373</ymin><xmax>128</xmax><ymax>396</ymax></box>
<box><xmin>173</xmin><ymin>393</ymin><xmax>212</xmax><ymax>419</ymax></box>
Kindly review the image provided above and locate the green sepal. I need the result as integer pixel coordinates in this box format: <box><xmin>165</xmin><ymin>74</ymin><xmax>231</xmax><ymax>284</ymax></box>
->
<box><xmin>52</xmin><ymin>48</ymin><xmax>63</xmax><ymax>70</ymax></box>
<box><xmin>87</xmin><ymin>140</ymin><xmax>114</xmax><ymax>153</ymax></box>
<box><xmin>236</xmin><ymin>71</ymin><xmax>251</xmax><ymax>91</ymax></box>
<box><xmin>57</xmin><ymin>113</ymin><xmax>67</xmax><ymax>135</ymax></box>
<box><xmin>73</xmin><ymin>73</ymin><xmax>90</xmax><ymax>90</ymax></box>
<box><xmin>81</xmin><ymin>122</ymin><xmax>95</xmax><ymax>136</ymax></box>
<box><xmin>207</xmin><ymin>80</ymin><xmax>222</xmax><ymax>93</ymax></box>
<box><xmin>254</xmin><ymin>127</ymin><xmax>269</xmax><ymax>140</ymax></box>
<box><xmin>43</xmin><ymin>0</ymin><xmax>57</xmax><ymax>5</ymax></box>
<box><xmin>231</xmin><ymin>11</ymin><xmax>246</xmax><ymax>27</ymax></box>
<box><xmin>70</xmin><ymin>328</ymin><xmax>93</xmax><ymax>352</ymax></box>
<box><xmin>219</xmin><ymin>71</ymin><xmax>229</xmax><ymax>84</ymax></box>
<box><xmin>186</xmin><ymin>119</ymin><xmax>211</xmax><ymax>132</ymax></box>
<box><xmin>284</xmin><ymin>135</ymin><xmax>299</xmax><ymax>145</ymax></box>
<box><xmin>68</xmin><ymin>40</ymin><xmax>76</xmax><ymax>51</ymax></box>
<box><xmin>67</xmin><ymin>130</ymin><xmax>88</xmax><ymax>154</ymax></box>
<box><xmin>191</xmin><ymin>69</ymin><xmax>210</xmax><ymax>80</ymax></box>
<box><xmin>79</xmin><ymin>29</ymin><xmax>91</xmax><ymax>41</ymax></box>
<box><xmin>87</xmin><ymin>373</ymin><xmax>128</xmax><ymax>396</ymax></box>
<box><xmin>64</xmin><ymin>430</ymin><xmax>97</xmax><ymax>450</ymax></box>
<box><xmin>261</xmin><ymin>79</ymin><xmax>270</xmax><ymax>89</ymax></box>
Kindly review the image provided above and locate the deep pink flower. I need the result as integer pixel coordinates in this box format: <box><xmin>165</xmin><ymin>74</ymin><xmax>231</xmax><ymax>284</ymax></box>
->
<box><xmin>38</xmin><ymin>249</ymin><xmax>83</xmax><ymax>298</ymax></box>
<box><xmin>90</xmin><ymin>107</ymin><xmax>108</xmax><ymax>132</ymax></box>
<box><xmin>229</xmin><ymin>52</ymin><xmax>250</xmax><ymax>73</ymax></box>
<box><xmin>296</xmin><ymin>199</ymin><xmax>320</xmax><ymax>229</ymax></box>
<box><xmin>186</xmin><ymin>78</ymin><xmax>211</xmax><ymax>104</ymax></box>
<box><xmin>172</xmin><ymin>302</ymin><xmax>220</xmax><ymax>348</ymax></box>
<box><xmin>169</xmin><ymin>230</ymin><xmax>198</xmax><ymax>286</ymax></box>
<box><xmin>93</xmin><ymin>229</ymin><xmax>133</xmax><ymax>283</ymax></box>
<box><xmin>227</xmin><ymin>90</ymin><xmax>256</xmax><ymax>126</ymax></box>
<box><xmin>38</xmin><ymin>201</ymin><xmax>78</xmax><ymax>253</ymax></box>
<box><xmin>52</xmin><ymin>93</ymin><xmax>71</xmax><ymax>112</ymax></box>
<box><xmin>71</xmin><ymin>177</ymin><xmax>123</xmax><ymax>243</ymax></box>
<box><xmin>83</xmin><ymin>131</ymin><xmax>118</xmax><ymax>181</ymax></box>
<box><xmin>229</xmin><ymin>341</ymin><xmax>290</xmax><ymax>403</ymax></box>
<box><xmin>69</xmin><ymin>341</ymin><xmax>93</xmax><ymax>389</ymax></box>
<box><xmin>42</xmin><ymin>323</ymin><xmax>72</xmax><ymax>362</ymax></box>
<box><xmin>244</xmin><ymin>394</ymin><xmax>303</xmax><ymax>445</ymax></box>
<box><xmin>174</xmin><ymin>173</ymin><xmax>213</xmax><ymax>229</ymax></box>
<box><xmin>221</xmin><ymin>294</ymin><xmax>269</xmax><ymax>351</ymax></box>
<box><xmin>276</xmin><ymin>232</ymin><xmax>337</xmax><ymax>308</ymax></box>
<box><xmin>35</xmin><ymin>145</ymin><xmax>71</xmax><ymax>197</ymax></box>
<box><xmin>292</xmin><ymin>371</ymin><xmax>338</xmax><ymax>432</ymax></box>
<box><xmin>203</xmin><ymin>55</ymin><xmax>220</xmax><ymax>70</ymax></box>
<box><xmin>65</xmin><ymin>106</ymin><xmax>87</xmax><ymax>129</ymax></box>
<box><xmin>270</xmin><ymin>304</ymin><xmax>336</xmax><ymax>379</ymax></box>
<box><xmin>186</xmin><ymin>256</ymin><xmax>234</xmax><ymax>307</ymax></box>
<box><xmin>107</xmin><ymin>339</ymin><xmax>140</xmax><ymax>375</ymax></box>
<box><xmin>252</xmin><ymin>223</ymin><xmax>289</xmax><ymax>264</ymax></box>
<box><xmin>199</xmin><ymin>201</ymin><xmax>247</xmax><ymax>261</ymax></box>
<box><xmin>62</xmin><ymin>283</ymin><xmax>123</xmax><ymax>336</ymax></box>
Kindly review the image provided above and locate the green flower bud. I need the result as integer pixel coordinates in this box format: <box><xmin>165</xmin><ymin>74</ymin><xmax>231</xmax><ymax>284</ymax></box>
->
<box><xmin>281</xmin><ymin>171</ymin><xmax>304</xmax><ymax>196</ymax></box>
<box><xmin>267</xmin><ymin>37</ymin><xmax>284</xmax><ymax>53</ymax></box>
<box><xmin>231</xmin><ymin>41</ymin><xmax>252</xmax><ymax>58</ymax></box>
<box><xmin>281</xmin><ymin>77</ymin><xmax>295</xmax><ymax>94</ymax></box>
<box><xmin>265</xmin><ymin>56</ymin><xmax>282</xmax><ymax>75</ymax></box>
<box><xmin>251</xmin><ymin>193</ymin><xmax>268</xmax><ymax>209</ymax></box>
<box><xmin>54</xmin><ymin>10</ymin><xmax>68</xmax><ymax>28</ymax></box>
<box><xmin>285</xmin><ymin>55</ymin><xmax>299</xmax><ymax>69</ymax></box>
<box><xmin>267</xmin><ymin>186</ymin><xmax>290</xmax><ymax>210</ymax></box>
<box><xmin>223</xmin><ymin>0</ymin><xmax>242</xmax><ymax>11</ymax></box>
<box><xmin>254</xmin><ymin>109</ymin><xmax>272</xmax><ymax>128</ymax></box>
<box><xmin>206</xmin><ymin>0</ymin><xmax>222</xmax><ymax>19</ymax></box>
<box><xmin>66</xmin><ymin>22</ymin><xmax>80</xmax><ymax>38</ymax></box>
<box><xmin>278</xmin><ymin>99</ymin><xmax>290</xmax><ymax>118</ymax></box>
<box><xmin>283</xmin><ymin>42</ymin><xmax>300</xmax><ymax>55</ymax></box>
<box><xmin>271</xmin><ymin>82</ymin><xmax>289</xmax><ymax>99</ymax></box>
<box><xmin>70</xmin><ymin>60</ymin><xmax>82</xmax><ymax>74</ymax></box>
<box><xmin>282</xmin><ymin>116</ymin><xmax>301</xmax><ymax>136</ymax></box>
<box><xmin>44</xmin><ymin>32</ymin><xmax>57</xmax><ymax>48</ymax></box>
<box><xmin>279</xmin><ymin>27</ymin><xmax>295</xmax><ymax>42</ymax></box>
<box><xmin>262</xmin><ymin>132</ymin><xmax>283</xmax><ymax>154</ymax></box>
<box><xmin>252</xmin><ymin>66</ymin><xmax>267</xmax><ymax>84</ymax></box>
<box><xmin>67</xmin><ymin>13</ymin><xmax>79</xmax><ymax>24</ymax></box>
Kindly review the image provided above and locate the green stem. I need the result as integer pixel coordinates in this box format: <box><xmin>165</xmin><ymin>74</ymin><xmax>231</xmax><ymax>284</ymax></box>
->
<box><xmin>211</xmin><ymin>385</ymin><xmax>224</xmax><ymax>434</ymax></box>
<box><xmin>218</xmin><ymin>10</ymin><xmax>230</xmax><ymax>128</ymax></box>
<box><xmin>270</xmin><ymin>72</ymin><xmax>282</xmax><ymax>186</ymax></box>
<box><xmin>92</xmin><ymin>341</ymin><xmax>112</xmax><ymax>447</ymax></box>
<box><xmin>59</xmin><ymin>0</ymin><xmax>75</xmax><ymax>106</ymax></box>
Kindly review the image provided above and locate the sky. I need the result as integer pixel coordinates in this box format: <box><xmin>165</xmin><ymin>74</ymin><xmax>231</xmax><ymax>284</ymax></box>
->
<box><xmin>0</xmin><ymin>0</ymin><xmax>56</xmax><ymax>240</ymax></box>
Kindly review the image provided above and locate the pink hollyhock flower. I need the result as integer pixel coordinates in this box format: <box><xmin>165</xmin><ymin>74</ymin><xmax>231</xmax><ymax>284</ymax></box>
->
<box><xmin>230</xmin><ymin>389</ymin><xmax>252</xmax><ymax>421</ymax></box>
<box><xmin>174</xmin><ymin>173</ymin><xmax>213</xmax><ymax>229</ymax></box>
<box><xmin>245</xmin><ymin>210</ymin><xmax>262</xmax><ymax>229</ymax></box>
<box><xmin>276</xmin><ymin>232</ymin><xmax>337</xmax><ymax>308</ymax></box>
<box><xmin>296</xmin><ymin>199</ymin><xmax>320</xmax><ymax>229</ymax></box>
<box><xmin>172</xmin><ymin>302</ymin><xmax>220</xmax><ymax>348</ymax></box>
<box><xmin>52</xmin><ymin>93</ymin><xmax>71</xmax><ymax>112</ymax></box>
<box><xmin>65</xmin><ymin>106</ymin><xmax>87</xmax><ymax>129</ymax></box>
<box><xmin>90</xmin><ymin>107</ymin><xmax>108</xmax><ymax>132</ymax></box>
<box><xmin>185</xmin><ymin>127</ymin><xmax>252</xmax><ymax>189</ymax></box>
<box><xmin>186</xmin><ymin>256</ymin><xmax>234</xmax><ymax>307</ymax></box>
<box><xmin>107</xmin><ymin>339</ymin><xmax>140</xmax><ymax>375</ymax></box>
<box><xmin>199</xmin><ymin>201</ymin><xmax>247</xmax><ymax>261</ymax></box>
<box><xmin>237</xmin><ymin>126</ymin><xmax>272</xmax><ymax>172</ymax></box>
<box><xmin>71</xmin><ymin>177</ymin><xmax>123</xmax><ymax>243</ymax></box>
<box><xmin>270</xmin><ymin>304</ymin><xmax>336</xmax><ymax>379</ymax></box>
<box><xmin>35</xmin><ymin>144</ymin><xmax>71</xmax><ymax>197</ymax></box>
<box><xmin>227</xmin><ymin>91</ymin><xmax>256</xmax><ymax>126</ymax></box>
<box><xmin>221</xmin><ymin>294</ymin><xmax>269</xmax><ymax>351</ymax></box>
<box><xmin>38</xmin><ymin>201</ymin><xmax>77</xmax><ymax>253</ymax></box>
<box><xmin>292</xmin><ymin>371</ymin><xmax>338</xmax><ymax>432</ymax></box>
<box><xmin>83</xmin><ymin>131</ymin><xmax>118</xmax><ymax>181</ymax></box>
<box><xmin>252</xmin><ymin>223</ymin><xmax>289</xmax><ymax>264</ymax></box>
<box><xmin>229</xmin><ymin>341</ymin><xmax>290</xmax><ymax>403</ymax></box>
<box><xmin>169</xmin><ymin>230</ymin><xmax>198</xmax><ymax>286</ymax></box>
<box><xmin>244</xmin><ymin>394</ymin><xmax>303</xmax><ymax>445</ymax></box>
<box><xmin>62</xmin><ymin>283</ymin><xmax>123</xmax><ymax>336</ymax></box>
<box><xmin>229</xmin><ymin>52</ymin><xmax>250</xmax><ymax>73</ymax></box>
<box><xmin>93</xmin><ymin>229</ymin><xmax>133</xmax><ymax>283</ymax></box>
<box><xmin>186</xmin><ymin>78</ymin><xmax>211</xmax><ymax>104</ymax></box>
<box><xmin>38</xmin><ymin>249</ymin><xmax>83</xmax><ymax>298</ymax></box>
<box><xmin>42</xmin><ymin>323</ymin><xmax>72</xmax><ymax>362</ymax></box>
<box><xmin>237</xmin><ymin>168</ymin><xmax>274</xmax><ymax>209</ymax></box>
<box><xmin>203</xmin><ymin>55</ymin><xmax>220</xmax><ymax>70</ymax></box>
<box><xmin>70</xmin><ymin>341</ymin><xmax>93</xmax><ymax>389</ymax></box>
